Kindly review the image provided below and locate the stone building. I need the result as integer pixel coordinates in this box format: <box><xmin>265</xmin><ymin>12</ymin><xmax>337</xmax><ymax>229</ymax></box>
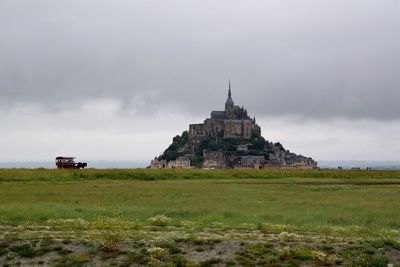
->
<box><xmin>237</xmin><ymin>144</ymin><xmax>249</xmax><ymax>151</ymax></box>
<box><xmin>203</xmin><ymin>151</ymin><xmax>226</xmax><ymax>169</ymax></box>
<box><xmin>151</xmin><ymin>156</ymin><xmax>191</xmax><ymax>169</ymax></box>
<box><xmin>150</xmin><ymin>158</ymin><xmax>167</xmax><ymax>169</ymax></box>
<box><xmin>235</xmin><ymin>155</ymin><xmax>265</xmax><ymax>169</ymax></box>
<box><xmin>189</xmin><ymin>82</ymin><xmax>261</xmax><ymax>146</ymax></box>
<box><xmin>167</xmin><ymin>156</ymin><xmax>191</xmax><ymax>169</ymax></box>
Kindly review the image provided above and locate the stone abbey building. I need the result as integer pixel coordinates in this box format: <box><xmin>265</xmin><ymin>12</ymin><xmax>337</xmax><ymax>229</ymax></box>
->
<box><xmin>151</xmin><ymin>82</ymin><xmax>317</xmax><ymax>169</ymax></box>
<box><xmin>188</xmin><ymin>82</ymin><xmax>261</xmax><ymax>155</ymax></box>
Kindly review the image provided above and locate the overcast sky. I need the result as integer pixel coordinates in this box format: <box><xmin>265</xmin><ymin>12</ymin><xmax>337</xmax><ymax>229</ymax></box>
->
<box><xmin>1</xmin><ymin>0</ymin><xmax>400</xmax><ymax>163</ymax></box>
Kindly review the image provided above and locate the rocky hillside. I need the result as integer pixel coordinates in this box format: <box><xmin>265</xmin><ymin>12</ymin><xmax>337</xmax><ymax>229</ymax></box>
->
<box><xmin>157</xmin><ymin>131</ymin><xmax>317</xmax><ymax>169</ymax></box>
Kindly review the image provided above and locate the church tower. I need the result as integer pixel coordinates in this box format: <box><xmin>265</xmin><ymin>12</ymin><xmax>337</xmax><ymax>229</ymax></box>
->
<box><xmin>225</xmin><ymin>80</ymin><xmax>234</xmax><ymax>111</ymax></box>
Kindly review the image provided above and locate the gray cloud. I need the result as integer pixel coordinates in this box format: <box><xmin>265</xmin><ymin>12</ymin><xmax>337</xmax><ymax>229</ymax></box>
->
<box><xmin>1</xmin><ymin>0</ymin><xmax>400</xmax><ymax>120</ymax></box>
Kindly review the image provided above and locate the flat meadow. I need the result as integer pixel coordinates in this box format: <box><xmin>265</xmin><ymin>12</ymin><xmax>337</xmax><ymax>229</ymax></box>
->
<box><xmin>1</xmin><ymin>169</ymin><xmax>400</xmax><ymax>266</ymax></box>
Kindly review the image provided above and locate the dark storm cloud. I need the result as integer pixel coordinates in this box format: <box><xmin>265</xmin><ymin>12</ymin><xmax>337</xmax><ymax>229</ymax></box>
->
<box><xmin>1</xmin><ymin>0</ymin><xmax>400</xmax><ymax>120</ymax></box>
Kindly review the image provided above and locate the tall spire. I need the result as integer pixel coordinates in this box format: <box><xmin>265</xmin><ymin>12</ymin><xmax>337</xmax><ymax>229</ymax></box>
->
<box><xmin>228</xmin><ymin>80</ymin><xmax>231</xmax><ymax>97</ymax></box>
<box><xmin>225</xmin><ymin>80</ymin><xmax>234</xmax><ymax>108</ymax></box>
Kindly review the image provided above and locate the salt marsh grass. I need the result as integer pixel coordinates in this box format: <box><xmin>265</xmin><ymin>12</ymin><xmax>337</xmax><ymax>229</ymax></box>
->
<box><xmin>0</xmin><ymin>168</ymin><xmax>399</xmax><ymax>234</ymax></box>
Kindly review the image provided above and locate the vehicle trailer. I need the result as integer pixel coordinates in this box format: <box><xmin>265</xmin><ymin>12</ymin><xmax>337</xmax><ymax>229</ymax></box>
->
<box><xmin>55</xmin><ymin>157</ymin><xmax>87</xmax><ymax>169</ymax></box>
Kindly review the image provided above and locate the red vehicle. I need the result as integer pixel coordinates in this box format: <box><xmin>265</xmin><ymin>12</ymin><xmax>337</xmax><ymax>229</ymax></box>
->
<box><xmin>55</xmin><ymin>157</ymin><xmax>87</xmax><ymax>169</ymax></box>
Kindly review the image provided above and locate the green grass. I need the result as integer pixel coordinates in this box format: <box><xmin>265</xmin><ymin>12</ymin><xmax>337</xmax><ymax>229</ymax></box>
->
<box><xmin>0</xmin><ymin>169</ymin><xmax>399</xmax><ymax>233</ymax></box>
<box><xmin>1</xmin><ymin>168</ymin><xmax>400</xmax><ymax>182</ymax></box>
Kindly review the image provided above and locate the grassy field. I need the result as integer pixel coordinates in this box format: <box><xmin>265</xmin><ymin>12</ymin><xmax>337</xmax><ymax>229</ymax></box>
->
<box><xmin>1</xmin><ymin>169</ymin><xmax>400</xmax><ymax>231</ymax></box>
<box><xmin>1</xmin><ymin>169</ymin><xmax>400</xmax><ymax>266</ymax></box>
<box><xmin>2</xmin><ymin>168</ymin><xmax>400</xmax><ymax>182</ymax></box>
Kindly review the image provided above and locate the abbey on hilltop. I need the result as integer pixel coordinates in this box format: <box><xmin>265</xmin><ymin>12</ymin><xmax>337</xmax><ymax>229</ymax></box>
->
<box><xmin>189</xmin><ymin>81</ymin><xmax>261</xmax><ymax>143</ymax></box>
<box><xmin>151</xmin><ymin>82</ymin><xmax>317</xmax><ymax>169</ymax></box>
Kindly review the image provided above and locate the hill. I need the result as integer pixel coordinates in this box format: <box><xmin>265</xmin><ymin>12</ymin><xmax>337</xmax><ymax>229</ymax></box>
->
<box><xmin>152</xmin><ymin>83</ymin><xmax>316</xmax><ymax>169</ymax></box>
